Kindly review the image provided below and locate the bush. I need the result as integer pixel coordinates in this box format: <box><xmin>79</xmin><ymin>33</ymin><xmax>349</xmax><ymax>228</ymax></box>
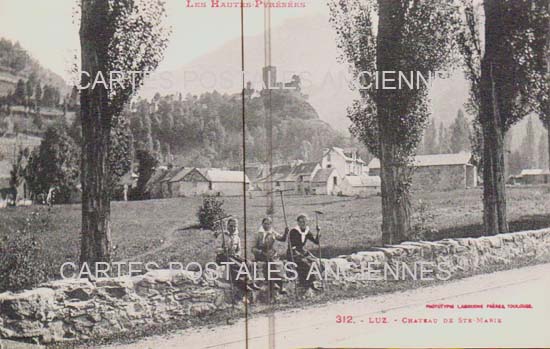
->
<box><xmin>410</xmin><ymin>200</ymin><xmax>438</xmax><ymax>241</ymax></box>
<box><xmin>197</xmin><ymin>195</ymin><xmax>226</xmax><ymax>230</ymax></box>
<box><xmin>0</xmin><ymin>211</ymin><xmax>50</xmax><ymax>293</ymax></box>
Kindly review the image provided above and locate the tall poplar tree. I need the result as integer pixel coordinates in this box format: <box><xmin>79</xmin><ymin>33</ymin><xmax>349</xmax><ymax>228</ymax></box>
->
<box><xmin>329</xmin><ymin>0</ymin><xmax>460</xmax><ymax>243</ymax></box>
<box><xmin>79</xmin><ymin>0</ymin><xmax>169</xmax><ymax>266</ymax></box>
<box><xmin>458</xmin><ymin>0</ymin><xmax>548</xmax><ymax>234</ymax></box>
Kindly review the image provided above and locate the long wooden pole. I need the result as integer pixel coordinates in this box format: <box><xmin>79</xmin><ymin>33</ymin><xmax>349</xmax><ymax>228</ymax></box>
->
<box><xmin>279</xmin><ymin>191</ymin><xmax>297</xmax><ymax>298</ymax></box>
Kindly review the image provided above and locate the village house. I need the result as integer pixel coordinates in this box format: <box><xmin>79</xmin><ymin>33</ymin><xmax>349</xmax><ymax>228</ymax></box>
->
<box><xmin>310</xmin><ymin>168</ymin><xmax>339</xmax><ymax>195</ymax></box>
<box><xmin>510</xmin><ymin>169</ymin><xmax>550</xmax><ymax>185</ymax></box>
<box><xmin>368</xmin><ymin>152</ymin><xmax>477</xmax><ymax>191</ymax></box>
<box><xmin>145</xmin><ymin>167</ymin><xmax>169</xmax><ymax>199</ymax></box>
<box><xmin>152</xmin><ymin>167</ymin><xmax>250</xmax><ymax>197</ymax></box>
<box><xmin>256</xmin><ymin>164</ymin><xmax>294</xmax><ymax>191</ymax></box>
<box><xmin>204</xmin><ymin>169</ymin><xmax>250</xmax><ymax>196</ymax></box>
<box><xmin>339</xmin><ymin>175</ymin><xmax>381</xmax><ymax>197</ymax></box>
<box><xmin>287</xmin><ymin>162</ymin><xmax>321</xmax><ymax>194</ymax></box>
<box><xmin>167</xmin><ymin>167</ymin><xmax>195</xmax><ymax>197</ymax></box>
<box><xmin>172</xmin><ymin>168</ymin><xmax>211</xmax><ymax>197</ymax></box>
<box><xmin>320</xmin><ymin>147</ymin><xmax>368</xmax><ymax>178</ymax></box>
<box><xmin>159</xmin><ymin>166</ymin><xmax>183</xmax><ymax>198</ymax></box>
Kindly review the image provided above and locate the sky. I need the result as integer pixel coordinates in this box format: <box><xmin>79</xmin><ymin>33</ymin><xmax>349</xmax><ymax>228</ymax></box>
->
<box><xmin>0</xmin><ymin>0</ymin><xmax>328</xmax><ymax>81</ymax></box>
<box><xmin>0</xmin><ymin>0</ymin><xmax>539</xmax><ymax>140</ymax></box>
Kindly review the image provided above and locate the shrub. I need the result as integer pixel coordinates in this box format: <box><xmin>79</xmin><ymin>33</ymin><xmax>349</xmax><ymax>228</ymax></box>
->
<box><xmin>0</xmin><ymin>211</ymin><xmax>50</xmax><ymax>293</ymax></box>
<box><xmin>197</xmin><ymin>195</ymin><xmax>226</xmax><ymax>230</ymax></box>
<box><xmin>410</xmin><ymin>200</ymin><xmax>438</xmax><ymax>241</ymax></box>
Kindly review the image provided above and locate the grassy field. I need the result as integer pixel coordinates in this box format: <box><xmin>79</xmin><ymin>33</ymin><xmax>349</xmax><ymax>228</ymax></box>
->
<box><xmin>1</xmin><ymin>185</ymin><xmax>549</xmax><ymax>281</ymax></box>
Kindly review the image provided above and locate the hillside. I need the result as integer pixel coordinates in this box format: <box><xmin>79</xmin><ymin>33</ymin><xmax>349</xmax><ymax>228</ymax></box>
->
<box><xmin>0</xmin><ymin>38</ymin><xmax>67</xmax><ymax>97</ymax></box>
<box><xmin>124</xmin><ymin>88</ymin><xmax>356</xmax><ymax>169</ymax></box>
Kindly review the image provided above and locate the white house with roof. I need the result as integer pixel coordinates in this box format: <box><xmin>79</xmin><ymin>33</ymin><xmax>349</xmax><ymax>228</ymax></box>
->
<box><xmin>168</xmin><ymin>167</ymin><xmax>196</xmax><ymax>197</ymax></box>
<box><xmin>510</xmin><ymin>169</ymin><xmax>550</xmax><ymax>185</ymax></box>
<box><xmin>166</xmin><ymin>168</ymin><xmax>250</xmax><ymax>197</ymax></box>
<box><xmin>368</xmin><ymin>152</ymin><xmax>477</xmax><ymax>191</ymax></box>
<box><xmin>339</xmin><ymin>175</ymin><xmax>381</xmax><ymax>197</ymax></box>
<box><xmin>310</xmin><ymin>168</ymin><xmax>340</xmax><ymax>195</ymax></box>
<box><xmin>205</xmin><ymin>169</ymin><xmax>250</xmax><ymax>196</ymax></box>
<box><xmin>321</xmin><ymin>147</ymin><xmax>368</xmax><ymax>177</ymax></box>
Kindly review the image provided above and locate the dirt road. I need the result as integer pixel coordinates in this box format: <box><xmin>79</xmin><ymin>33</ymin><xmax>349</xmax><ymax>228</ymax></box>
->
<box><xmin>103</xmin><ymin>263</ymin><xmax>550</xmax><ymax>348</ymax></box>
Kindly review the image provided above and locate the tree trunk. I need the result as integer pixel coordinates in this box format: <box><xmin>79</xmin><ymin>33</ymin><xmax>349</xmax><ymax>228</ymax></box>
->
<box><xmin>379</xmin><ymin>142</ymin><xmax>411</xmax><ymax>244</ymax></box>
<box><xmin>479</xmin><ymin>0</ymin><xmax>509</xmax><ymax>236</ymax></box>
<box><xmin>79</xmin><ymin>0</ymin><xmax>113</xmax><ymax>268</ymax></box>
<box><xmin>547</xmin><ymin>126</ymin><xmax>550</xmax><ymax>171</ymax></box>
<box><xmin>377</xmin><ymin>0</ymin><xmax>411</xmax><ymax>245</ymax></box>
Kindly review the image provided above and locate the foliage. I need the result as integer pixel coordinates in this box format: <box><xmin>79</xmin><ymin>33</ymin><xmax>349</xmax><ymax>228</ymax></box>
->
<box><xmin>0</xmin><ymin>38</ymin><xmax>66</xmax><ymax>99</ymax></box>
<box><xmin>458</xmin><ymin>0</ymin><xmax>549</xmax><ymax>131</ymax></box>
<box><xmin>197</xmin><ymin>196</ymin><xmax>227</xmax><ymax>231</ymax></box>
<box><xmin>457</xmin><ymin>0</ymin><xmax>548</xmax><ymax>234</ymax></box>
<box><xmin>126</xmin><ymin>89</ymin><xmax>352</xmax><ymax>168</ymax></box>
<box><xmin>329</xmin><ymin>0</ymin><xmax>461</xmax><ymax>242</ymax></box>
<box><xmin>24</xmin><ymin>126</ymin><xmax>80</xmax><ymax>203</ymax></box>
<box><xmin>410</xmin><ymin>200</ymin><xmax>438</xmax><ymax>241</ymax></box>
<box><xmin>78</xmin><ymin>0</ymin><xmax>171</xmax><ymax>265</ymax></box>
<box><xmin>77</xmin><ymin>0</ymin><xmax>171</xmax><ymax>118</ymax></box>
<box><xmin>135</xmin><ymin>149</ymin><xmax>158</xmax><ymax>199</ymax></box>
<box><xmin>0</xmin><ymin>211</ymin><xmax>51</xmax><ymax>293</ymax></box>
<box><xmin>449</xmin><ymin>109</ymin><xmax>471</xmax><ymax>153</ymax></box>
<box><xmin>537</xmin><ymin>132</ymin><xmax>548</xmax><ymax>170</ymax></box>
<box><xmin>109</xmin><ymin>115</ymin><xmax>135</xmax><ymax>190</ymax></box>
<box><xmin>519</xmin><ymin>116</ymin><xmax>537</xmax><ymax>169</ymax></box>
<box><xmin>421</xmin><ymin>118</ymin><xmax>438</xmax><ymax>155</ymax></box>
<box><xmin>13</xmin><ymin>79</ymin><xmax>26</xmax><ymax>105</ymax></box>
<box><xmin>329</xmin><ymin>0</ymin><xmax>461</xmax><ymax>162</ymax></box>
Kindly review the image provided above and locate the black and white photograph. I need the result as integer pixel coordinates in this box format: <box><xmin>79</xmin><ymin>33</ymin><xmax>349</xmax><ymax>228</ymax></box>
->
<box><xmin>0</xmin><ymin>0</ymin><xmax>549</xmax><ymax>348</ymax></box>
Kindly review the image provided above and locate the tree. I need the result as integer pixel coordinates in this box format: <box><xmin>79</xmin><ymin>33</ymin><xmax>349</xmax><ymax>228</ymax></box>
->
<box><xmin>135</xmin><ymin>149</ymin><xmax>158</xmax><ymax>199</ymax></box>
<box><xmin>534</xmin><ymin>1</ymin><xmax>550</xmax><ymax>171</ymax></box>
<box><xmin>508</xmin><ymin>150</ymin><xmax>523</xmax><ymax>176</ymax></box>
<box><xmin>34</xmin><ymin>82</ymin><xmax>42</xmax><ymax>108</ymax></box>
<box><xmin>24</xmin><ymin>126</ymin><xmax>80</xmax><ymax>203</ymax></box>
<box><xmin>458</xmin><ymin>0</ymin><xmax>548</xmax><ymax>234</ymax></box>
<box><xmin>537</xmin><ymin>132</ymin><xmax>549</xmax><ymax>170</ymax></box>
<box><xmin>79</xmin><ymin>0</ymin><xmax>169</xmax><ymax>267</ymax></box>
<box><xmin>519</xmin><ymin>117</ymin><xmax>536</xmax><ymax>169</ymax></box>
<box><xmin>42</xmin><ymin>85</ymin><xmax>53</xmax><ymax>107</ymax></box>
<box><xmin>438</xmin><ymin>123</ymin><xmax>452</xmax><ymax>154</ymax></box>
<box><xmin>504</xmin><ymin>128</ymin><xmax>513</xmax><ymax>179</ymax></box>
<box><xmin>329</xmin><ymin>0</ymin><xmax>460</xmax><ymax>244</ymax></box>
<box><xmin>109</xmin><ymin>116</ymin><xmax>135</xmax><ymax>191</ymax></box>
<box><xmin>422</xmin><ymin>118</ymin><xmax>438</xmax><ymax>155</ymax></box>
<box><xmin>449</xmin><ymin>109</ymin><xmax>471</xmax><ymax>153</ymax></box>
<box><xmin>25</xmin><ymin>79</ymin><xmax>34</xmax><ymax>109</ymax></box>
<box><xmin>13</xmin><ymin>79</ymin><xmax>25</xmax><ymax>106</ymax></box>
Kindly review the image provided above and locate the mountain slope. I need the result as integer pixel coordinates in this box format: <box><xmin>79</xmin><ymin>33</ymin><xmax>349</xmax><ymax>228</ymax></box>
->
<box><xmin>141</xmin><ymin>14</ymin><xmax>469</xmax><ymax>131</ymax></box>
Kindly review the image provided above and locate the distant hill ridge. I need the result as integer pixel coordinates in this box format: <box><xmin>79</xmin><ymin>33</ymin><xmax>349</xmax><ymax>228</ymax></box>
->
<box><xmin>0</xmin><ymin>38</ymin><xmax>67</xmax><ymax>97</ymax></box>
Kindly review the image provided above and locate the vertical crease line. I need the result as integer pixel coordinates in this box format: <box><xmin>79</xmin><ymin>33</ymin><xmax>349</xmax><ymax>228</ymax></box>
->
<box><xmin>240</xmin><ymin>1</ymin><xmax>249</xmax><ymax>349</ymax></box>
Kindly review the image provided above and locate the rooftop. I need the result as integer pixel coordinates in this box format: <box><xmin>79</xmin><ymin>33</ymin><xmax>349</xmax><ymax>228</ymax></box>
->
<box><xmin>205</xmin><ymin>169</ymin><xmax>250</xmax><ymax>183</ymax></box>
<box><xmin>368</xmin><ymin>152</ymin><xmax>473</xmax><ymax>169</ymax></box>
<box><xmin>520</xmin><ymin>169</ymin><xmax>550</xmax><ymax>176</ymax></box>
<box><xmin>344</xmin><ymin>175</ymin><xmax>381</xmax><ymax>187</ymax></box>
<box><xmin>311</xmin><ymin>168</ymin><xmax>336</xmax><ymax>183</ymax></box>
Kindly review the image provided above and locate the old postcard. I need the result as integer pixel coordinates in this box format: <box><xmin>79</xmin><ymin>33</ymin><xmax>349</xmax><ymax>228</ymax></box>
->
<box><xmin>0</xmin><ymin>0</ymin><xmax>549</xmax><ymax>348</ymax></box>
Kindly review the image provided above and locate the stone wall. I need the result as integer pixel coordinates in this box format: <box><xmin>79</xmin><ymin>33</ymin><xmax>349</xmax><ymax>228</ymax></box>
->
<box><xmin>1</xmin><ymin>228</ymin><xmax>550</xmax><ymax>344</ymax></box>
